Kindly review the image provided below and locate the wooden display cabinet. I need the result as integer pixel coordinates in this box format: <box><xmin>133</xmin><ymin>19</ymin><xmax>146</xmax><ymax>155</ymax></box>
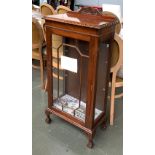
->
<box><xmin>44</xmin><ymin>7</ymin><xmax>118</xmax><ymax>148</ymax></box>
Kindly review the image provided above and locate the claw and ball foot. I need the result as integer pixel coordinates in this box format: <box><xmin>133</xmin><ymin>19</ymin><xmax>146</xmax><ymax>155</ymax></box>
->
<box><xmin>87</xmin><ymin>133</ymin><xmax>94</xmax><ymax>148</ymax></box>
<box><xmin>45</xmin><ymin>109</ymin><xmax>52</xmax><ymax>124</ymax></box>
<box><xmin>87</xmin><ymin>139</ymin><xmax>94</xmax><ymax>148</ymax></box>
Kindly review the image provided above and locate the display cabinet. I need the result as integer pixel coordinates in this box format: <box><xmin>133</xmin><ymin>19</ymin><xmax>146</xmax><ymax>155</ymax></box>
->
<box><xmin>44</xmin><ymin>7</ymin><xmax>118</xmax><ymax>148</ymax></box>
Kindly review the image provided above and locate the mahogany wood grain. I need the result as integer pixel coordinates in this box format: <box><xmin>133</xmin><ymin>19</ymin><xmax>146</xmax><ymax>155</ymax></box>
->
<box><xmin>85</xmin><ymin>36</ymin><xmax>99</xmax><ymax>129</ymax></box>
<box><xmin>46</xmin><ymin>28</ymin><xmax>53</xmax><ymax>109</ymax></box>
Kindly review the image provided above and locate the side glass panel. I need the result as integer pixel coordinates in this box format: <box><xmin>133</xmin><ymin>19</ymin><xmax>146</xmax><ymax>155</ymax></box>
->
<box><xmin>94</xmin><ymin>42</ymin><xmax>109</xmax><ymax>121</ymax></box>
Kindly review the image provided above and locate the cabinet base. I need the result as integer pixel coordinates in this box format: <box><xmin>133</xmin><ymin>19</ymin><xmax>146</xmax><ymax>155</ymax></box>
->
<box><xmin>45</xmin><ymin>108</ymin><xmax>106</xmax><ymax>148</ymax></box>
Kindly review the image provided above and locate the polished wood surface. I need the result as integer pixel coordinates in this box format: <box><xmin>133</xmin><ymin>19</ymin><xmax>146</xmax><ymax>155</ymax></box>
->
<box><xmin>109</xmin><ymin>33</ymin><xmax>123</xmax><ymax>125</ymax></box>
<box><xmin>102</xmin><ymin>11</ymin><xmax>121</xmax><ymax>34</ymax></box>
<box><xmin>32</xmin><ymin>18</ymin><xmax>46</xmax><ymax>89</ymax></box>
<box><xmin>44</xmin><ymin>7</ymin><xmax>118</xmax><ymax>148</ymax></box>
<box><xmin>56</xmin><ymin>5</ymin><xmax>71</xmax><ymax>14</ymax></box>
<box><xmin>45</xmin><ymin>10</ymin><xmax>118</xmax><ymax>29</ymax></box>
<box><xmin>40</xmin><ymin>3</ymin><xmax>56</xmax><ymax>16</ymax></box>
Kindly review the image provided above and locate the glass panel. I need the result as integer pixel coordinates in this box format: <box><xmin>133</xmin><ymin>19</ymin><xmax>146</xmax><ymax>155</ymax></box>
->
<box><xmin>52</xmin><ymin>34</ymin><xmax>63</xmax><ymax>100</ymax></box>
<box><xmin>94</xmin><ymin>42</ymin><xmax>109</xmax><ymax>120</ymax></box>
<box><xmin>52</xmin><ymin>37</ymin><xmax>89</xmax><ymax>122</ymax></box>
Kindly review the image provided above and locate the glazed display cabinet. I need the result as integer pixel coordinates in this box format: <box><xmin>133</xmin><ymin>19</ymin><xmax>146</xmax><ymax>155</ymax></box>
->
<box><xmin>44</xmin><ymin>7</ymin><xmax>118</xmax><ymax>148</ymax></box>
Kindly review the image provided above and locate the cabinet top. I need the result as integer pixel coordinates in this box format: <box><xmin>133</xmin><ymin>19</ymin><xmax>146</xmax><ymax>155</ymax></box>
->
<box><xmin>44</xmin><ymin>7</ymin><xmax>118</xmax><ymax>29</ymax></box>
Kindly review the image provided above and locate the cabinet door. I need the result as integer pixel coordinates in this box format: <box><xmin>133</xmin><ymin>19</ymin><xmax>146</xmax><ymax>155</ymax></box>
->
<box><xmin>52</xmin><ymin>37</ymin><xmax>90</xmax><ymax>121</ymax></box>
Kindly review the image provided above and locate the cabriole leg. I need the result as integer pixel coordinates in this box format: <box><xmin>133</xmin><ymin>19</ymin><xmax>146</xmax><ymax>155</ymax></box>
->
<box><xmin>87</xmin><ymin>133</ymin><xmax>94</xmax><ymax>148</ymax></box>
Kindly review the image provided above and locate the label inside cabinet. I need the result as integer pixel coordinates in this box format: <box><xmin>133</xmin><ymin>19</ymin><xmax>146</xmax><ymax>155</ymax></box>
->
<box><xmin>61</xmin><ymin>56</ymin><xmax>77</xmax><ymax>73</ymax></box>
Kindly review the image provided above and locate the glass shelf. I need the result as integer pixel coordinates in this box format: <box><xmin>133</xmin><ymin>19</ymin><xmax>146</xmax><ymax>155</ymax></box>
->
<box><xmin>53</xmin><ymin>94</ymin><xmax>103</xmax><ymax>122</ymax></box>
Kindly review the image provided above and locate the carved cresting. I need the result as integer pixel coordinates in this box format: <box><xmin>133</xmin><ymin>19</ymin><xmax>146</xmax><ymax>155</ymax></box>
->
<box><xmin>77</xmin><ymin>7</ymin><xmax>119</xmax><ymax>28</ymax></box>
<box><xmin>78</xmin><ymin>7</ymin><xmax>102</xmax><ymax>15</ymax></box>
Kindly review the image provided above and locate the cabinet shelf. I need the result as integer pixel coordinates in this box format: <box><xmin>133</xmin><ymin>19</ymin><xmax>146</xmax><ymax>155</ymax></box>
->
<box><xmin>53</xmin><ymin>94</ymin><xmax>103</xmax><ymax>122</ymax></box>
